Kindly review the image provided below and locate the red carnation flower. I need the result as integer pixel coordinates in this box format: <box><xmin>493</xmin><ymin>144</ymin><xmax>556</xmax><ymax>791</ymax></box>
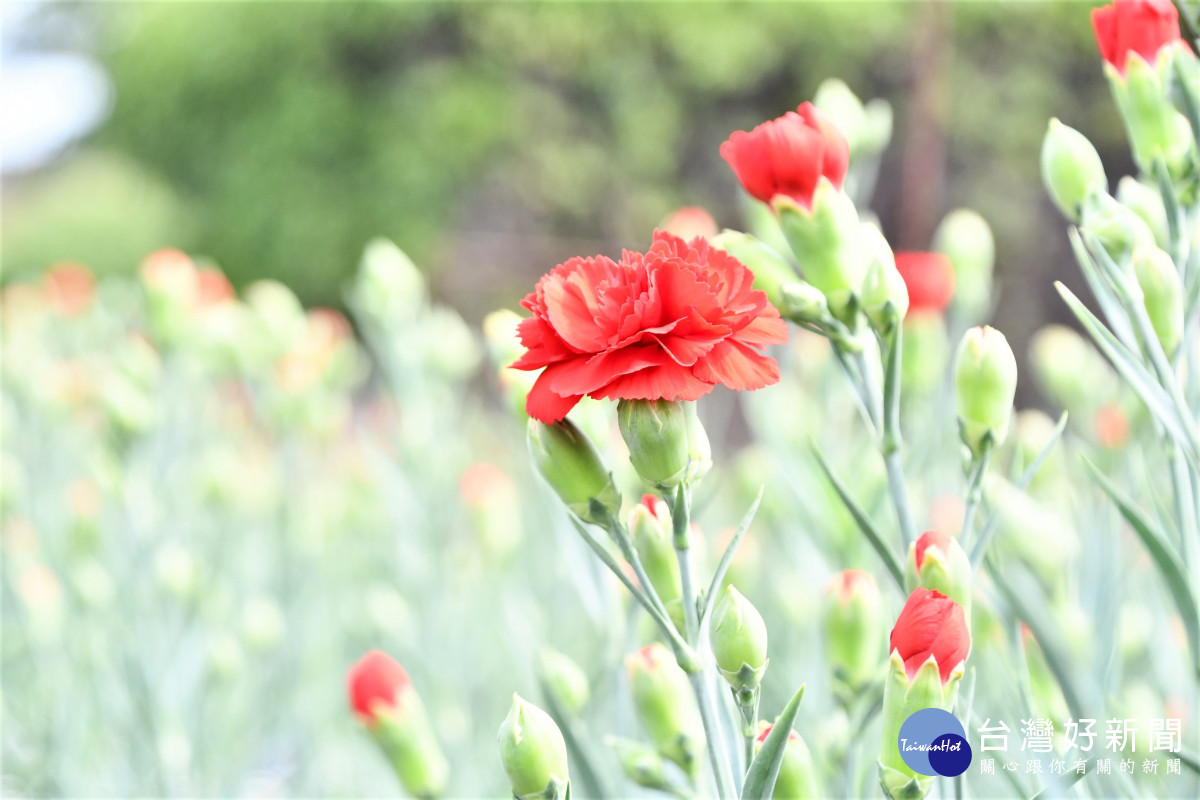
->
<box><xmin>513</xmin><ymin>230</ymin><xmax>789</xmax><ymax>424</ymax></box>
<box><xmin>827</xmin><ymin>569</ymin><xmax>875</xmax><ymax>602</ymax></box>
<box><xmin>720</xmin><ymin>102</ymin><xmax>849</xmax><ymax>209</ymax></box>
<box><xmin>890</xmin><ymin>588</ymin><xmax>970</xmax><ymax>683</ymax></box>
<box><xmin>756</xmin><ymin>723</ymin><xmax>801</xmax><ymax>744</ymax></box>
<box><xmin>913</xmin><ymin>530</ymin><xmax>954</xmax><ymax>572</ymax></box>
<box><xmin>894</xmin><ymin>252</ymin><xmax>955</xmax><ymax>313</ymax></box>
<box><xmin>1092</xmin><ymin>0</ymin><xmax>1182</xmax><ymax>74</ymax></box>
<box><xmin>347</xmin><ymin>650</ymin><xmax>412</xmax><ymax>725</ymax></box>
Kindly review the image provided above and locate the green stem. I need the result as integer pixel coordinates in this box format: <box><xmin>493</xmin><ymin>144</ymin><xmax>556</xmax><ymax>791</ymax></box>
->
<box><xmin>671</xmin><ymin>484</ymin><xmax>738</xmax><ymax>800</ymax></box>
<box><xmin>737</xmin><ymin>693</ymin><xmax>760</xmax><ymax>777</ymax></box>
<box><xmin>881</xmin><ymin>327</ymin><xmax>917</xmax><ymax>551</ymax></box>
<box><xmin>960</xmin><ymin>444</ymin><xmax>992</xmax><ymax>547</ymax></box>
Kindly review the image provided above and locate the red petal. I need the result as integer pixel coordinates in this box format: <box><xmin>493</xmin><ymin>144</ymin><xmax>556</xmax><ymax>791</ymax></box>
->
<box><xmin>692</xmin><ymin>340</ymin><xmax>780</xmax><ymax>391</ymax></box>
<box><xmin>592</xmin><ymin>362</ymin><xmax>715</xmax><ymax>402</ymax></box>
<box><xmin>525</xmin><ymin>367</ymin><xmax>583</xmax><ymax>423</ymax></box>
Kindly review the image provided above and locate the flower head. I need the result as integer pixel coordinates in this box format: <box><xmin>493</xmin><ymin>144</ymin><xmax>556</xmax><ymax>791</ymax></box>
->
<box><xmin>720</xmin><ymin>102</ymin><xmax>849</xmax><ymax>209</ymax></box>
<box><xmin>347</xmin><ymin>650</ymin><xmax>413</xmax><ymax>725</ymax></box>
<box><xmin>889</xmin><ymin>588</ymin><xmax>971</xmax><ymax>684</ymax></box>
<box><xmin>1092</xmin><ymin>0</ymin><xmax>1181</xmax><ymax>74</ymax></box>
<box><xmin>513</xmin><ymin>231</ymin><xmax>788</xmax><ymax>423</ymax></box>
<box><xmin>894</xmin><ymin>252</ymin><xmax>955</xmax><ymax>313</ymax></box>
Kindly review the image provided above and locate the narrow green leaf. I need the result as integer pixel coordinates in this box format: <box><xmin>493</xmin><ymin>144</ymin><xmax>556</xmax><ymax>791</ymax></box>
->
<box><xmin>1029</xmin><ymin>758</ymin><xmax>1089</xmax><ymax>799</ymax></box>
<box><xmin>1067</xmin><ymin>229</ymin><xmax>1137</xmax><ymax>350</ymax></box>
<box><xmin>1152</xmin><ymin>159</ymin><xmax>1183</xmax><ymax>253</ymax></box>
<box><xmin>1082</xmin><ymin>456</ymin><xmax>1200</xmax><ymax>677</ymax></box>
<box><xmin>568</xmin><ymin>517</ymin><xmax>676</xmax><ymax>638</ymax></box>
<box><xmin>699</xmin><ymin>487</ymin><xmax>764</xmax><ymax>627</ymax></box>
<box><xmin>1173</xmin><ymin>55</ymin><xmax>1200</xmax><ymax>152</ymax></box>
<box><xmin>1055</xmin><ymin>282</ymin><xmax>1194</xmax><ymax>453</ymax></box>
<box><xmin>741</xmin><ymin>684</ymin><xmax>806</xmax><ymax>800</ymax></box>
<box><xmin>810</xmin><ymin>442</ymin><xmax>905</xmax><ymax>590</ymax></box>
<box><xmin>971</xmin><ymin>412</ymin><xmax>1068</xmax><ymax>567</ymax></box>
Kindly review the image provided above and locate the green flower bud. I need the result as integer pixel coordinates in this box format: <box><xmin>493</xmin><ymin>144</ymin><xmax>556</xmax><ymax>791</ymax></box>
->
<box><xmin>498</xmin><ymin>694</ymin><xmax>570</xmax><ymax>800</ymax></box>
<box><xmin>932</xmin><ymin>209</ymin><xmax>995</xmax><ymax>317</ymax></box>
<box><xmin>823</xmin><ymin>570</ymin><xmax>886</xmax><ymax>691</ymax></box>
<box><xmin>859</xmin><ymin>223</ymin><xmax>909</xmax><ymax>333</ymax></box>
<box><xmin>709</xmin><ymin>585</ymin><xmax>769</xmax><ymax>701</ymax></box>
<box><xmin>774</xmin><ymin>179</ymin><xmax>868</xmax><ymax>321</ymax></box>
<box><xmin>605</xmin><ymin>736</ymin><xmax>673</xmax><ymax>793</ymax></box>
<box><xmin>527</xmin><ymin>418</ymin><xmax>620</xmax><ymax>524</ymax></box>
<box><xmin>905</xmin><ymin>532</ymin><xmax>972</xmax><ymax>618</ymax></box>
<box><xmin>353</xmin><ymin>238</ymin><xmax>426</xmax><ymax>325</ymax></box>
<box><xmin>1116</xmin><ymin>177</ymin><xmax>1169</xmax><ymax>247</ymax></box>
<box><xmin>537</xmin><ymin>647</ymin><xmax>590</xmax><ymax>716</ymax></box>
<box><xmin>1081</xmin><ymin>192</ymin><xmax>1157</xmax><ymax>263</ymax></box>
<box><xmin>753</xmin><ymin>724</ymin><xmax>822</xmax><ymax>799</ymax></box>
<box><xmin>618</xmin><ymin>399</ymin><xmax>709</xmax><ymax>488</ymax></box>
<box><xmin>1040</xmin><ymin>119</ymin><xmax>1107</xmax><ymax>222</ymax></box>
<box><xmin>900</xmin><ymin>312</ymin><xmax>949</xmax><ymax>396</ymax></box>
<box><xmin>1029</xmin><ymin>324</ymin><xmax>1119</xmax><ymax>412</ymax></box>
<box><xmin>878</xmin><ymin>654</ymin><xmax>964</xmax><ymax>800</ymax></box>
<box><xmin>953</xmin><ymin>326</ymin><xmax>1017</xmax><ymax>456</ymax></box>
<box><xmin>626</xmin><ymin>644</ymin><xmax>705</xmax><ymax>777</ymax></box>
<box><xmin>779</xmin><ymin>281</ymin><xmax>831</xmax><ymax>325</ymax></box>
<box><xmin>1108</xmin><ymin>56</ymin><xmax>1193</xmax><ymax>176</ymax></box>
<box><xmin>628</xmin><ymin>496</ymin><xmax>685</xmax><ymax>632</ymax></box>
<box><xmin>1132</xmin><ymin>245</ymin><xmax>1185</xmax><ymax>355</ymax></box>
<box><xmin>711</xmin><ymin>230</ymin><xmax>798</xmax><ymax>311</ymax></box>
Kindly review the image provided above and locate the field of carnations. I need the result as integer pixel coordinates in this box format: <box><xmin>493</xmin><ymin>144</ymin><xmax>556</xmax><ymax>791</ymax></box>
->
<box><xmin>3</xmin><ymin>1</ymin><xmax>1200</xmax><ymax>799</ymax></box>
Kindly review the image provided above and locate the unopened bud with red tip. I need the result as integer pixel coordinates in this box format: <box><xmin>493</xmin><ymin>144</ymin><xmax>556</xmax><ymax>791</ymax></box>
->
<box><xmin>754</xmin><ymin>724</ymin><xmax>821</xmax><ymax>799</ymax></box>
<box><xmin>537</xmin><ymin>647</ymin><xmax>590</xmax><ymax>716</ymax></box>
<box><xmin>823</xmin><ymin>570</ymin><xmax>886</xmax><ymax>690</ymax></box>
<box><xmin>859</xmin><ymin>224</ymin><xmax>909</xmax><ymax>334</ymax></box>
<box><xmin>347</xmin><ymin>651</ymin><xmax>449</xmax><ymax>798</ymax></box>
<box><xmin>527</xmin><ymin>418</ymin><xmax>620</xmax><ymax>524</ymax></box>
<box><xmin>1132</xmin><ymin>245</ymin><xmax>1184</xmax><ymax>355</ymax></box>
<box><xmin>629</xmin><ymin>495</ymin><xmax>685</xmax><ymax>632</ymax></box>
<box><xmin>906</xmin><ymin>531</ymin><xmax>972</xmax><ymax>617</ymax></box>
<box><xmin>618</xmin><ymin>399</ymin><xmax>709</xmax><ymax>488</ymax></box>
<box><xmin>498</xmin><ymin>694</ymin><xmax>570</xmax><ymax>800</ymax></box>
<box><xmin>626</xmin><ymin>643</ymin><xmax>705</xmax><ymax>777</ymax></box>
<box><xmin>879</xmin><ymin>590</ymin><xmax>970</xmax><ymax>800</ymax></box>
<box><xmin>953</xmin><ymin>326</ymin><xmax>1017</xmax><ymax>457</ymax></box>
<box><xmin>1041</xmin><ymin>119</ymin><xmax>1108</xmax><ymax>222</ymax></box>
<box><xmin>709</xmin><ymin>585</ymin><xmax>769</xmax><ymax>702</ymax></box>
<box><xmin>1107</xmin><ymin>53</ymin><xmax>1193</xmax><ymax>176</ymax></box>
<box><xmin>774</xmin><ymin>179</ymin><xmax>868</xmax><ymax>321</ymax></box>
<box><xmin>711</xmin><ymin>230</ymin><xmax>798</xmax><ymax>311</ymax></box>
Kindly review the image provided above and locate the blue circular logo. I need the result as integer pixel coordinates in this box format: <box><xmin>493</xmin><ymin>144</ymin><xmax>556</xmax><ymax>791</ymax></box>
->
<box><xmin>898</xmin><ymin>708</ymin><xmax>972</xmax><ymax>777</ymax></box>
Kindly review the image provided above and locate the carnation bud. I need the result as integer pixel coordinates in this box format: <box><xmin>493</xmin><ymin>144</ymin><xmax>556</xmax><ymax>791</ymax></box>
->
<box><xmin>618</xmin><ymin>399</ymin><xmax>709</xmax><ymax>488</ymax></box>
<box><xmin>823</xmin><ymin>570</ymin><xmax>886</xmax><ymax>690</ymax></box>
<box><xmin>813</xmin><ymin>78</ymin><xmax>868</xmax><ymax>153</ymax></box>
<box><xmin>605</xmin><ymin>736</ymin><xmax>673</xmax><ymax>792</ymax></box>
<box><xmin>1029</xmin><ymin>324</ymin><xmax>1119</xmax><ymax>412</ymax></box>
<box><xmin>858</xmin><ymin>223</ymin><xmax>909</xmax><ymax>333</ymax></box>
<box><xmin>498</xmin><ymin>694</ymin><xmax>570</xmax><ymax>800</ymax></box>
<box><xmin>774</xmin><ymin>179</ymin><xmax>868</xmax><ymax>320</ymax></box>
<box><xmin>779</xmin><ymin>280</ymin><xmax>831</xmax><ymax>324</ymax></box>
<box><xmin>353</xmin><ymin>238</ymin><xmax>426</xmax><ymax>324</ymax></box>
<box><xmin>1041</xmin><ymin>119</ymin><xmax>1107</xmax><ymax>222</ymax></box>
<box><xmin>1081</xmin><ymin>192</ymin><xmax>1157</xmax><ymax>262</ymax></box>
<box><xmin>537</xmin><ymin>647</ymin><xmax>590</xmax><ymax>716</ymax></box>
<box><xmin>629</xmin><ymin>496</ymin><xmax>685</xmax><ymax>632</ymax></box>
<box><xmin>905</xmin><ymin>531</ymin><xmax>972</xmax><ymax>618</ymax></box>
<box><xmin>711</xmin><ymin>230</ymin><xmax>798</xmax><ymax>310</ymax></box>
<box><xmin>1116</xmin><ymin>177</ymin><xmax>1169</xmax><ymax>247</ymax></box>
<box><xmin>900</xmin><ymin>312</ymin><xmax>949</xmax><ymax>396</ymax></box>
<box><xmin>1132</xmin><ymin>245</ymin><xmax>1184</xmax><ymax>355</ymax></box>
<box><xmin>709</xmin><ymin>585</ymin><xmax>769</xmax><ymax>701</ymax></box>
<box><xmin>953</xmin><ymin>326</ymin><xmax>1017</xmax><ymax>456</ymax></box>
<box><xmin>1107</xmin><ymin>56</ymin><xmax>1193</xmax><ymax>176</ymax></box>
<box><xmin>879</xmin><ymin>591</ymin><xmax>969</xmax><ymax>800</ymax></box>
<box><xmin>932</xmin><ymin>209</ymin><xmax>995</xmax><ymax>317</ymax></box>
<box><xmin>754</xmin><ymin>724</ymin><xmax>821</xmax><ymax>799</ymax></box>
<box><xmin>348</xmin><ymin>651</ymin><xmax>449</xmax><ymax>798</ymax></box>
<box><xmin>527</xmin><ymin>418</ymin><xmax>620</xmax><ymax>524</ymax></box>
<box><xmin>626</xmin><ymin>643</ymin><xmax>705</xmax><ymax>776</ymax></box>
<box><xmin>660</xmin><ymin>206</ymin><xmax>719</xmax><ymax>241</ymax></box>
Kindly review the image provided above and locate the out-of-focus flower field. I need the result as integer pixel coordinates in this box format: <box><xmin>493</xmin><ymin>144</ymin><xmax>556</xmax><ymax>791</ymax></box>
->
<box><xmin>3</xmin><ymin>2</ymin><xmax>1200</xmax><ymax>799</ymax></box>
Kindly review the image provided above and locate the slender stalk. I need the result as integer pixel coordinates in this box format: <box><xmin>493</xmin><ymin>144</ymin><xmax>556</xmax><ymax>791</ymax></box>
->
<box><xmin>881</xmin><ymin>327</ymin><xmax>918</xmax><ymax>551</ymax></box>
<box><xmin>960</xmin><ymin>444</ymin><xmax>992</xmax><ymax>547</ymax></box>
<box><xmin>737</xmin><ymin>693</ymin><xmax>760</xmax><ymax>777</ymax></box>
<box><xmin>671</xmin><ymin>484</ymin><xmax>738</xmax><ymax>800</ymax></box>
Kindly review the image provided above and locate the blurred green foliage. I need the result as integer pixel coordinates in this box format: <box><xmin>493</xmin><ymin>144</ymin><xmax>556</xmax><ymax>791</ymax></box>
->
<box><xmin>3</xmin><ymin>1</ymin><xmax>1118</xmax><ymax>371</ymax></box>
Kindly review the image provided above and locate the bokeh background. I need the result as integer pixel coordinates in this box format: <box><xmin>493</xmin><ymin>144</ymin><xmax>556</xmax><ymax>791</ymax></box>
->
<box><xmin>4</xmin><ymin>0</ymin><xmax>1122</xmax><ymax>406</ymax></box>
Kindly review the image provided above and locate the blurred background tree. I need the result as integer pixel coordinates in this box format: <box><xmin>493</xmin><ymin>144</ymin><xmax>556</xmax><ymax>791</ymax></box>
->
<box><xmin>2</xmin><ymin>1</ymin><xmax>1124</xmax><ymax>405</ymax></box>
